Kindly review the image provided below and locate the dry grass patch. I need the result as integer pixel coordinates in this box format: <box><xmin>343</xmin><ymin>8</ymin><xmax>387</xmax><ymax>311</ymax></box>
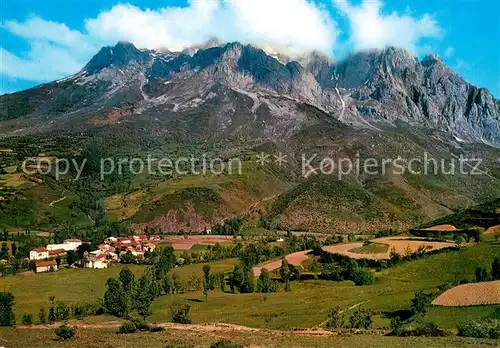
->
<box><xmin>432</xmin><ymin>281</ymin><xmax>500</xmax><ymax>306</ymax></box>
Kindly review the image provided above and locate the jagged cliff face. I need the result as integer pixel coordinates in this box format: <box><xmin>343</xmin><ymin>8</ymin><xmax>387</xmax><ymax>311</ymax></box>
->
<box><xmin>0</xmin><ymin>41</ymin><xmax>498</xmax><ymax>146</ymax></box>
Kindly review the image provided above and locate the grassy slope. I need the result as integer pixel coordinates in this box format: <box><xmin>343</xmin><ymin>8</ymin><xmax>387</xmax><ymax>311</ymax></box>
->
<box><xmin>2</xmin><ymin>242</ymin><xmax>498</xmax><ymax>331</ymax></box>
<box><xmin>1</xmin><ymin>327</ymin><xmax>496</xmax><ymax>348</ymax></box>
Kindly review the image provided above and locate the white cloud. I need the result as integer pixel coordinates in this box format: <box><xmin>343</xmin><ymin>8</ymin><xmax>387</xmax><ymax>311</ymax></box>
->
<box><xmin>1</xmin><ymin>0</ymin><xmax>337</xmax><ymax>84</ymax></box>
<box><xmin>332</xmin><ymin>0</ymin><xmax>442</xmax><ymax>54</ymax></box>
<box><xmin>85</xmin><ymin>0</ymin><xmax>336</xmax><ymax>55</ymax></box>
<box><xmin>1</xmin><ymin>0</ymin><xmax>445</xmax><ymax>87</ymax></box>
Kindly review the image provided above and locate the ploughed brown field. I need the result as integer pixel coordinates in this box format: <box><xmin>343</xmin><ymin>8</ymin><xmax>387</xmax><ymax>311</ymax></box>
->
<box><xmin>161</xmin><ymin>235</ymin><xmax>234</xmax><ymax>250</ymax></box>
<box><xmin>424</xmin><ymin>224</ymin><xmax>457</xmax><ymax>231</ymax></box>
<box><xmin>432</xmin><ymin>281</ymin><xmax>500</xmax><ymax>306</ymax></box>
<box><xmin>322</xmin><ymin>237</ymin><xmax>455</xmax><ymax>260</ymax></box>
<box><xmin>485</xmin><ymin>224</ymin><xmax>500</xmax><ymax>235</ymax></box>
<box><xmin>252</xmin><ymin>237</ymin><xmax>456</xmax><ymax>275</ymax></box>
<box><xmin>252</xmin><ymin>250</ymin><xmax>310</xmax><ymax>276</ymax></box>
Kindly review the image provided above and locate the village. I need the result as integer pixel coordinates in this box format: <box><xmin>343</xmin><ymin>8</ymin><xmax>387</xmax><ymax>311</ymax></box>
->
<box><xmin>28</xmin><ymin>233</ymin><xmax>162</xmax><ymax>273</ymax></box>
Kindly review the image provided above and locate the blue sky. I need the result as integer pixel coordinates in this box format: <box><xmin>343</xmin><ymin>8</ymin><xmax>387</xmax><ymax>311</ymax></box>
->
<box><xmin>1</xmin><ymin>0</ymin><xmax>499</xmax><ymax>97</ymax></box>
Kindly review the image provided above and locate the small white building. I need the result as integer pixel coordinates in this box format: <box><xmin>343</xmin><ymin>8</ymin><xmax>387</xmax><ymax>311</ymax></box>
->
<box><xmin>30</xmin><ymin>247</ymin><xmax>49</xmax><ymax>260</ymax></box>
<box><xmin>47</xmin><ymin>239</ymin><xmax>82</xmax><ymax>251</ymax></box>
<box><xmin>86</xmin><ymin>251</ymin><xmax>109</xmax><ymax>269</ymax></box>
<box><xmin>35</xmin><ymin>260</ymin><xmax>58</xmax><ymax>273</ymax></box>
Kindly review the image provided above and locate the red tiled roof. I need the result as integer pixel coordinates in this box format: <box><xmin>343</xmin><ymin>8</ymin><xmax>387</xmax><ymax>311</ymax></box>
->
<box><xmin>35</xmin><ymin>260</ymin><xmax>57</xmax><ymax>267</ymax></box>
<box><xmin>33</xmin><ymin>247</ymin><xmax>47</xmax><ymax>253</ymax></box>
<box><xmin>48</xmin><ymin>249</ymin><xmax>66</xmax><ymax>256</ymax></box>
<box><xmin>64</xmin><ymin>239</ymin><xmax>82</xmax><ymax>242</ymax></box>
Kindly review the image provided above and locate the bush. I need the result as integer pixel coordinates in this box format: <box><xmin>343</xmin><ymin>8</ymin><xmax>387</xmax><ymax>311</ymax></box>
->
<box><xmin>390</xmin><ymin>316</ymin><xmax>403</xmax><ymax>336</ymax></box>
<box><xmin>55</xmin><ymin>325</ymin><xmax>75</xmax><ymax>340</ymax></box>
<box><xmin>210</xmin><ymin>340</ymin><xmax>244</xmax><ymax>348</ymax></box>
<box><xmin>326</xmin><ymin>306</ymin><xmax>343</xmax><ymax>330</ymax></box>
<box><xmin>350</xmin><ymin>268</ymin><xmax>374</xmax><ymax>286</ymax></box>
<box><xmin>348</xmin><ymin>307</ymin><xmax>372</xmax><ymax>329</ymax></box>
<box><xmin>412</xmin><ymin>322</ymin><xmax>447</xmax><ymax>337</ymax></box>
<box><xmin>170</xmin><ymin>301</ymin><xmax>192</xmax><ymax>324</ymax></box>
<box><xmin>150</xmin><ymin>325</ymin><xmax>164</xmax><ymax>332</ymax></box>
<box><xmin>130</xmin><ymin>317</ymin><xmax>152</xmax><ymax>331</ymax></box>
<box><xmin>118</xmin><ymin>321</ymin><xmax>137</xmax><ymax>334</ymax></box>
<box><xmin>21</xmin><ymin>313</ymin><xmax>33</xmax><ymax>325</ymax></box>
<box><xmin>458</xmin><ymin>319</ymin><xmax>500</xmax><ymax>339</ymax></box>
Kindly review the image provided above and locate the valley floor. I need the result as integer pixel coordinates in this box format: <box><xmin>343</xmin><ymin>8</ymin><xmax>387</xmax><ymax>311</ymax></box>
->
<box><xmin>0</xmin><ymin>326</ymin><xmax>498</xmax><ymax>348</ymax></box>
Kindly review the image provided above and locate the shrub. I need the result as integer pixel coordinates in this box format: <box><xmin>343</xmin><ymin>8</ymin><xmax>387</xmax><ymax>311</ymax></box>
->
<box><xmin>170</xmin><ymin>301</ymin><xmax>192</xmax><ymax>324</ymax></box>
<box><xmin>350</xmin><ymin>268</ymin><xmax>374</xmax><ymax>286</ymax></box>
<box><xmin>390</xmin><ymin>316</ymin><xmax>403</xmax><ymax>336</ymax></box>
<box><xmin>475</xmin><ymin>267</ymin><xmax>490</xmax><ymax>282</ymax></box>
<box><xmin>412</xmin><ymin>322</ymin><xmax>447</xmax><ymax>337</ymax></box>
<box><xmin>210</xmin><ymin>340</ymin><xmax>244</xmax><ymax>348</ymax></box>
<box><xmin>130</xmin><ymin>317</ymin><xmax>152</xmax><ymax>331</ymax></box>
<box><xmin>458</xmin><ymin>319</ymin><xmax>500</xmax><ymax>339</ymax></box>
<box><xmin>118</xmin><ymin>321</ymin><xmax>137</xmax><ymax>334</ymax></box>
<box><xmin>348</xmin><ymin>307</ymin><xmax>372</xmax><ymax>329</ymax></box>
<box><xmin>325</xmin><ymin>306</ymin><xmax>343</xmax><ymax>330</ymax></box>
<box><xmin>21</xmin><ymin>313</ymin><xmax>33</xmax><ymax>325</ymax></box>
<box><xmin>55</xmin><ymin>325</ymin><xmax>75</xmax><ymax>339</ymax></box>
<box><xmin>150</xmin><ymin>325</ymin><xmax>164</xmax><ymax>332</ymax></box>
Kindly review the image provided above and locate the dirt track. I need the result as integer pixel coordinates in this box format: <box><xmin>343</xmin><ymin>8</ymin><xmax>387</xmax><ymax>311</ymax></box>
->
<box><xmin>17</xmin><ymin>320</ymin><xmax>385</xmax><ymax>337</ymax></box>
<box><xmin>432</xmin><ymin>281</ymin><xmax>500</xmax><ymax>306</ymax></box>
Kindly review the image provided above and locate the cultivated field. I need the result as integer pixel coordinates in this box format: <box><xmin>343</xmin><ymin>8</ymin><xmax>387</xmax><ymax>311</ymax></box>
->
<box><xmin>485</xmin><ymin>224</ymin><xmax>500</xmax><ymax>235</ymax></box>
<box><xmin>322</xmin><ymin>237</ymin><xmax>455</xmax><ymax>260</ymax></box>
<box><xmin>252</xmin><ymin>250</ymin><xmax>310</xmax><ymax>276</ymax></box>
<box><xmin>160</xmin><ymin>234</ymin><xmax>235</xmax><ymax>250</ymax></box>
<box><xmin>432</xmin><ymin>281</ymin><xmax>500</xmax><ymax>306</ymax></box>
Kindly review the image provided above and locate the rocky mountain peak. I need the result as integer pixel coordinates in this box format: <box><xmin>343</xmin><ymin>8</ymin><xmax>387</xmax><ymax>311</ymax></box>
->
<box><xmin>84</xmin><ymin>41</ymin><xmax>150</xmax><ymax>73</ymax></box>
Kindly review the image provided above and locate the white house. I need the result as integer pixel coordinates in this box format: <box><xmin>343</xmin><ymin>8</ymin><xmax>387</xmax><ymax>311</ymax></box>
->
<box><xmin>85</xmin><ymin>251</ymin><xmax>108</xmax><ymax>269</ymax></box>
<box><xmin>35</xmin><ymin>260</ymin><xmax>58</xmax><ymax>273</ymax></box>
<box><xmin>30</xmin><ymin>247</ymin><xmax>49</xmax><ymax>260</ymax></box>
<box><xmin>47</xmin><ymin>239</ymin><xmax>82</xmax><ymax>251</ymax></box>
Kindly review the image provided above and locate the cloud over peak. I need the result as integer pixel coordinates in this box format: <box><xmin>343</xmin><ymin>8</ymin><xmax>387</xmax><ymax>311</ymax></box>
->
<box><xmin>1</xmin><ymin>0</ymin><xmax>443</xmax><ymax>85</ymax></box>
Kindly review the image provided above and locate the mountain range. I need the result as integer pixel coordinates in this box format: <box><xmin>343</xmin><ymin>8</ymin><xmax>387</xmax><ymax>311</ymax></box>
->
<box><xmin>0</xmin><ymin>41</ymin><xmax>499</xmax><ymax>234</ymax></box>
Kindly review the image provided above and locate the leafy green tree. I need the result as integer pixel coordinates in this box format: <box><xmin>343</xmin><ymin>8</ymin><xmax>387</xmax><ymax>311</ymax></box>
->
<box><xmin>453</xmin><ymin>235</ymin><xmax>464</xmax><ymax>248</ymax></box>
<box><xmin>280</xmin><ymin>259</ymin><xmax>292</xmax><ymax>292</ymax></box>
<box><xmin>218</xmin><ymin>272</ymin><xmax>226</xmax><ymax>292</ymax></box>
<box><xmin>202</xmin><ymin>264</ymin><xmax>213</xmax><ymax>299</ymax></box>
<box><xmin>0</xmin><ymin>243</ymin><xmax>8</xmax><ymax>260</ymax></box>
<box><xmin>348</xmin><ymin>307</ymin><xmax>373</xmax><ymax>329</ymax></box>
<box><xmin>103</xmin><ymin>278</ymin><xmax>130</xmax><ymax>318</ymax></box>
<box><xmin>134</xmin><ymin>268</ymin><xmax>158</xmax><ymax>320</ymax></box>
<box><xmin>256</xmin><ymin>269</ymin><xmax>277</xmax><ymax>293</ymax></box>
<box><xmin>11</xmin><ymin>243</ymin><xmax>17</xmax><ymax>257</ymax></box>
<box><xmin>162</xmin><ymin>273</ymin><xmax>174</xmax><ymax>294</ymax></box>
<box><xmin>48</xmin><ymin>307</ymin><xmax>56</xmax><ymax>323</ymax></box>
<box><xmin>348</xmin><ymin>233</ymin><xmax>355</xmax><ymax>242</ymax></box>
<box><xmin>475</xmin><ymin>267</ymin><xmax>490</xmax><ymax>282</ymax></box>
<box><xmin>0</xmin><ymin>292</ymin><xmax>15</xmax><ymax>326</ymax></box>
<box><xmin>350</xmin><ymin>268</ymin><xmax>374</xmax><ymax>286</ymax></box>
<box><xmin>155</xmin><ymin>246</ymin><xmax>176</xmax><ymax>280</ymax></box>
<box><xmin>411</xmin><ymin>290</ymin><xmax>433</xmax><ymax>316</ymax></box>
<box><xmin>38</xmin><ymin>308</ymin><xmax>47</xmax><ymax>324</ymax></box>
<box><xmin>66</xmin><ymin>250</ymin><xmax>78</xmax><ymax>267</ymax></box>
<box><xmin>21</xmin><ymin>313</ymin><xmax>33</xmax><ymax>325</ymax></box>
<box><xmin>491</xmin><ymin>257</ymin><xmax>500</xmax><ymax>280</ymax></box>
<box><xmin>325</xmin><ymin>306</ymin><xmax>343</xmax><ymax>330</ymax></box>
<box><xmin>119</xmin><ymin>267</ymin><xmax>135</xmax><ymax>310</ymax></box>
<box><xmin>55</xmin><ymin>302</ymin><xmax>70</xmax><ymax>321</ymax></box>
<box><xmin>170</xmin><ymin>300</ymin><xmax>192</xmax><ymax>324</ymax></box>
<box><xmin>390</xmin><ymin>316</ymin><xmax>403</xmax><ymax>335</ymax></box>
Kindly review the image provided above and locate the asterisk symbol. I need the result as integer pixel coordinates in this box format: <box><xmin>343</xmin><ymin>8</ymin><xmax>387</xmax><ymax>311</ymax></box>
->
<box><xmin>274</xmin><ymin>152</ymin><xmax>288</xmax><ymax>166</ymax></box>
<box><xmin>256</xmin><ymin>152</ymin><xmax>270</xmax><ymax>166</ymax></box>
